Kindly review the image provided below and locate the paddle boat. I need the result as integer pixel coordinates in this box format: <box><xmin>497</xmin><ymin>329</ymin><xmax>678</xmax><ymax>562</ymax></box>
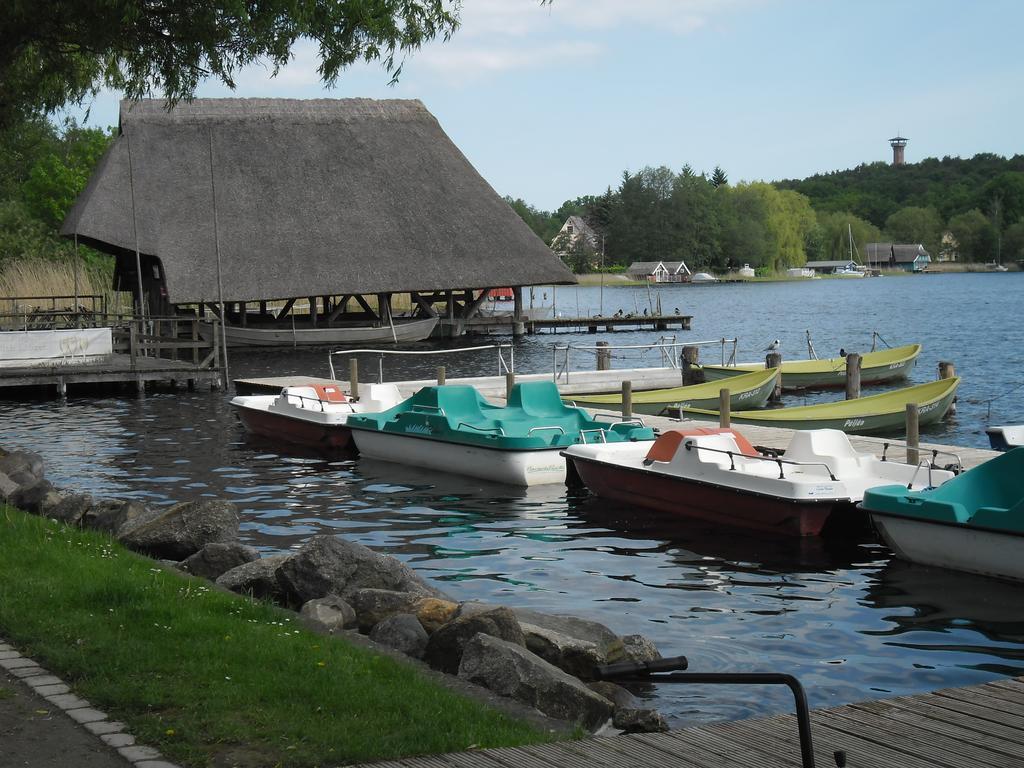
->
<box><xmin>563</xmin><ymin>427</ymin><xmax>956</xmax><ymax>537</ymax></box>
<box><xmin>681</xmin><ymin>377</ymin><xmax>960</xmax><ymax>434</ymax></box>
<box><xmin>697</xmin><ymin>343</ymin><xmax>921</xmax><ymax>390</ymax></box>
<box><xmin>347</xmin><ymin>381</ymin><xmax>655</xmax><ymax>486</ymax></box>
<box><xmin>861</xmin><ymin>448</ymin><xmax>1024</xmax><ymax>581</ymax></box>
<box><xmin>986</xmin><ymin>425</ymin><xmax>1024</xmax><ymax>452</ymax></box>
<box><xmin>566</xmin><ymin>368</ymin><xmax>779</xmax><ymax>416</ymax></box>
<box><xmin>230</xmin><ymin>382</ymin><xmax>405</xmax><ymax>451</ymax></box>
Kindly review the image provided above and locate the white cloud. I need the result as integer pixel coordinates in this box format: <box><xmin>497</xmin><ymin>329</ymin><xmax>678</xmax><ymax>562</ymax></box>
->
<box><xmin>415</xmin><ymin>39</ymin><xmax>602</xmax><ymax>79</ymax></box>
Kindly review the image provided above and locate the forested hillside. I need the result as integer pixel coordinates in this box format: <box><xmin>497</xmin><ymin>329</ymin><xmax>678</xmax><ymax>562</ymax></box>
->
<box><xmin>511</xmin><ymin>154</ymin><xmax>1024</xmax><ymax>273</ymax></box>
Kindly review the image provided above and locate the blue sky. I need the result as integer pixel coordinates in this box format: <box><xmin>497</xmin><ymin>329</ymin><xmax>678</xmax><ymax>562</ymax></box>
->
<box><xmin>67</xmin><ymin>0</ymin><xmax>1024</xmax><ymax>211</ymax></box>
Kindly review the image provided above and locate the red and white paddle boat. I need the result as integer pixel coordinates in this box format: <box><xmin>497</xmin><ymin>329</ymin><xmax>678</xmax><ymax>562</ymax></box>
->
<box><xmin>562</xmin><ymin>427</ymin><xmax>957</xmax><ymax>537</ymax></box>
<box><xmin>230</xmin><ymin>382</ymin><xmax>405</xmax><ymax>452</ymax></box>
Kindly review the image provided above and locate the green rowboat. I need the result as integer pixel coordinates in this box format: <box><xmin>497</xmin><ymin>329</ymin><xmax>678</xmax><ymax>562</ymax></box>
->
<box><xmin>682</xmin><ymin>377</ymin><xmax>960</xmax><ymax>434</ymax></box>
<box><xmin>698</xmin><ymin>343</ymin><xmax>921</xmax><ymax>390</ymax></box>
<box><xmin>566</xmin><ymin>368</ymin><xmax>779</xmax><ymax>416</ymax></box>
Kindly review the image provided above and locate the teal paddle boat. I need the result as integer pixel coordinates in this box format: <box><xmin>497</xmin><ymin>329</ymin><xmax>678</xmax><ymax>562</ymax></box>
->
<box><xmin>347</xmin><ymin>381</ymin><xmax>655</xmax><ymax>486</ymax></box>
<box><xmin>860</xmin><ymin>448</ymin><xmax>1024</xmax><ymax>581</ymax></box>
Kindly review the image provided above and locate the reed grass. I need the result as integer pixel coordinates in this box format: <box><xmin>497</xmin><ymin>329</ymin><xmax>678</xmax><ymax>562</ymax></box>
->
<box><xmin>0</xmin><ymin>257</ymin><xmax>118</xmax><ymax>311</ymax></box>
<box><xmin>0</xmin><ymin>507</ymin><xmax>552</xmax><ymax>767</ymax></box>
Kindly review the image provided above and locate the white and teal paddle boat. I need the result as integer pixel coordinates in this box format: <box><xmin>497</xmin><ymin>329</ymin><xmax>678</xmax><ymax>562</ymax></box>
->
<box><xmin>860</xmin><ymin>448</ymin><xmax>1024</xmax><ymax>581</ymax></box>
<box><xmin>346</xmin><ymin>381</ymin><xmax>655</xmax><ymax>486</ymax></box>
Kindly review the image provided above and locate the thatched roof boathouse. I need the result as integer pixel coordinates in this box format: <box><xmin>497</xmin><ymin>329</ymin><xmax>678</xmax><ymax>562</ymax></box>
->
<box><xmin>62</xmin><ymin>98</ymin><xmax>575</xmax><ymax>339</ymax></box>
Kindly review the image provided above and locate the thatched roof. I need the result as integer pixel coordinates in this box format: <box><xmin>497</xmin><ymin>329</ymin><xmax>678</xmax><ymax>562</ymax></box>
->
<box><xmin>864</xmin><ymin>243</ymin><xmax>931</xmax><ymax>264</ymax></box>
<box><xmin>62</xmin><ymin>98</ymin><xmax>575</xmax><ymax>304</ymax></box>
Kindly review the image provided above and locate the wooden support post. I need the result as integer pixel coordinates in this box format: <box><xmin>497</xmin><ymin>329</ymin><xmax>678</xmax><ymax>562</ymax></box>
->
<box><xmin>766</xmin><ymin>351</ymin><xmax>783</xmax><ymax>402</ymax></box>
<box><xmin>596</xmin><ymin>341</ymin><xmax>611</xmax><ymax>370</ymax></box>
<box><xmin>275</xmin><ymin>298</ymin><xmax>295</xmax><ymax>321</ymax></box>
<box><xmin>622</xmin><ymin>381</ymin><xmax>632</xmax><ymax>420</ymax></box>
<box><xmin>513</xmin><ymin>287</ymin><xmax>524</xmax><ymax>337</ymax></box>
<box><xmin>240</xmin><ymin>302</ymin><xmax>247</xmax><ymax>327</ymax></box>
<box><xmin>309</xmin><ymin>297</ymin><xmax>317</xmax><ymax>327</ymax></box>
<box><xmin>845</xmin><ymin>353</ymin><xmax>862</xmax><ymax>400</ymax></box>
<box><xmin>349</xmin><ymin>359</ymin><xmax>359</xmax><ymax>400</ymax></box>
<box><xmin>681</xmin><ymin>345</ymin><xmax>701</xmax><ymax>385</ymax></box>
<box><xmin>719</xmin><ymin>388</ymin><xmax>731</xmax><ymax>428</ymax></box>
<box><xmin>938</xmin><ymin>360</ymin><xmax>957</xmax><ymax>415</ymax></box>
<box><xmin>506</xmin><ymin>371</ymin><xmax>516</xmax><ymax>400</ymax></box>
<box><xmin>437</xmin><ymin>366</ymin><xmax>446</xmax><ymax>385</ymax></box>
<box><xmin>906</xmin><ymin>403</ymin><xmax>920</xmax><ymax>466</ymax></box>
<box><xmin>192</xmin><ymin>319</ymin><xmax>199</xmax><ymax>365</ymax></box>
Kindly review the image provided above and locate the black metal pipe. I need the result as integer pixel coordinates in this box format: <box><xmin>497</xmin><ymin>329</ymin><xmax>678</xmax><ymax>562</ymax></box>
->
<box><xmin>594</xmin><ymin>668</ymin><xmax>818</xmax><ymax>768</ymax></box>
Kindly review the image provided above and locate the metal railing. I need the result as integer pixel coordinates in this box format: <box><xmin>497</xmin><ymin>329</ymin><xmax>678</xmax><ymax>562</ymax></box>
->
<box><xmin>280</xmin><ymin>391</ymin><xmax>356</xmax><ymax>413</ymax></box>
<box><xmin>671</xmin><ymin>440</ymin><xmax>840</xmax><ymax>481</ymax></box>
<box><xmin>594</xmin><ymin>655</ymin><xmax>844</xmax><ymax>768</ymax></box>
<box><xmin>551</xmin><ymin>337</ymin><xmax>738</xmax><ymax>383</ymax></box>
<box><xmin>328</xmin><ymin>343</ymin><xmax>514</xmax><ymax>384</ymax></box>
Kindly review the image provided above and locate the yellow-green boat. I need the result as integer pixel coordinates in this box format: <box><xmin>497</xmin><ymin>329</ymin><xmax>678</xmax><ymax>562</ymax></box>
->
<box><xmin>698</xmin><ymin>343</ymin><xmax>921</xmax><ymax>390</ymax></box>
<box><xmin>682</xmin><ymin>377</ymin><xmax>960</xmax><ymax>434</ymax></box>
<box><xmin>566</xmin><ymin>368</ymin><xmax>779</xmax><ymax>416</ymax></box>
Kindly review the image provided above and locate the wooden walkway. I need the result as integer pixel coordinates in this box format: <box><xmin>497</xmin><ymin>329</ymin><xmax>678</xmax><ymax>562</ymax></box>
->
<box><xmin>360</xmin><ymin>675</ymin><xmax>1024</xmax><ymax>768</ymax></box>
<box><xmin>454</xmin><ymin>314</ymin><xmax>692</xmax><ymax>335</ymax></box>
<box><xmin>0</xmin><ymin>354</ymin><xmax>220</xmax><ymax>395</ymax></box>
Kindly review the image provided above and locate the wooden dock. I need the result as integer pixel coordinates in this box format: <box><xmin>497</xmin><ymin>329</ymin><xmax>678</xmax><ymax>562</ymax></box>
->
<box><xmin>0</xmin><ymin>315</ymin><xmax>223</xmax><ymax>396</ymax></box>
<box><xmin>451</xmin><ymin>314</ymin><xmax>692</xmax><ymax>335</ymax></box>
<box><xmin>359</xmin><ymin>675</ymin><xmax>1024</xmax><ymax>768</ymax></box>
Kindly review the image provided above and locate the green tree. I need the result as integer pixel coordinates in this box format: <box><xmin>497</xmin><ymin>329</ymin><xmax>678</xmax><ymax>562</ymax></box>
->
<box><xmin>1</xmin><ymin>0</ymin><xmax>463</xmax><ymax>127</ymax></box>
<box><xmin>980</xmin><ymin>172</ymin><xmax>1024</xmax><ymax>226</ymax></box>
<box><xmin>718</xmin><ymin>184</ymin><xmax>768</xmax><ymax>268</ymax></box>
<box><xmin>710</xmin><ymin>166</ymin><xmax>728</xmax><ymax>188</ymax></box>
<box><xmin>814</xmin><ymin>211</ymin><xmax>882</xmax><ymax>262</ymax></box>
<box><xmin>947</xmin><ymin>209</ymin><xmax>994</xmax><ymax>262</ymax></box>
<box><xmin>1002</xmin><ymin>221</ymin><xmax>1024</xmax><ymax>262</ymax></box>
<box><xmin>884</xmin><ymin>206</ymin><xmax>943</xmax><ymax>257</ymax></box>
<box><xmin>22</xmin><ymin>124</ymin><xmax>113</xmax><ymax>227</ymax></box>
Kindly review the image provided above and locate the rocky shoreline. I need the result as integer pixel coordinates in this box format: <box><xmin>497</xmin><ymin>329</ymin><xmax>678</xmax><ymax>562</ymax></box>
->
<box><xmin>0</xmin><ymin>446</ymin><xmax>668</xmax><ymax>734</ymax></box>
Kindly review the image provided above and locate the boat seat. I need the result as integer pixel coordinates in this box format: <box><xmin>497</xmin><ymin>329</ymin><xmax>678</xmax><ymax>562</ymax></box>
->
<box><xmin>784</xmin><ymin>429</ymin><xmax>868</xmax><ymax>476</ymax></box>
<box><xmin>645</xmin><ymin>428</ymin><xmax>757</xmax><ymax>464</ymax></box>
<box><xmin>507</xmin><ymin>381</ymin><xmax>578</xmax><ymax>418</ymax></box>
<box><xmin>311</xmin><ymin>384</ymin><xmax>347</xmax><ymax>403</ymax></box>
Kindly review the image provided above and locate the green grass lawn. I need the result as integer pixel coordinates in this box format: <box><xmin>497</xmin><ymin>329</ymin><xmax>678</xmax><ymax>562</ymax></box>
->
<box><xmin>0</xmin><ymin>506</ymin><xmax>554</xmax><ymax>766</ymax></box>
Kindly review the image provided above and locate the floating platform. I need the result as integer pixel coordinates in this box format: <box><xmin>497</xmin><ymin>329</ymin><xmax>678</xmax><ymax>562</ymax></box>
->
<box><xmin>446</xmin><ymin>314</ymin><xmax>692</xmax><ymax>335</ymax></box>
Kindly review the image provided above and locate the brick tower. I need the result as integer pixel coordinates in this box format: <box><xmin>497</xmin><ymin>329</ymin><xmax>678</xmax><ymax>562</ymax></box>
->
<box><xmin>889</xmin><ymin>135</ymin><xmax>908</xmax><ymax>166</ymax></box>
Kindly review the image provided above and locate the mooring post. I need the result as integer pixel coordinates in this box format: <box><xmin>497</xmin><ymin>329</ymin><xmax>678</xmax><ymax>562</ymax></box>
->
<box><xmin>938</xmin><ymin>360</ymin><xmax>957</xmax><ymax>415</ymax></box>
<box><xmin>681</xmin><ymin>345</ymin><xmax>701</xmax><ymax>385</ymax></box>
<box><xmin>349</xmin><ymin>359</ymin><xmax>359</xmax><ymax>400</ymax></box>
<box><xmin>845</xmin><ymin>352</ymin><xmax>862</xmax><ymax>400</ymax></box>
<box><xmin>906</xmin><ymin>403</ymin><xmax>920</xmax><ymax>466</ymax></box>
<box><xmin>437</xmin><ymin>366</ymin><xmax>446</xmax><ymax>385</ymax></box>
<box><xmin>512</xmin><ymin>287</ymin><xmax>525</xmax><ymax>337</ymax></box>
<box><xmin>596</xmin><ymin>341</ymin><xmax>611</xmax><ymax>371</ymax></box>
<box><xmin>506</xmin><ymin>371</ymin><xmax>516</xmax><ymax>400</ymax></box>
<box><xmin>622</xmin><ymin>381</ymin><xmax>633</xmax><ymax>420</ymax></box>
<box><xmin>766</xmin><ymin>351</ymin><xmax>783</xmax><ymax>402</ymax></box>
<box><xmin>719</xmin><ymin>388</ymin><xmax>731</xmax><ymax>427</ymax></box>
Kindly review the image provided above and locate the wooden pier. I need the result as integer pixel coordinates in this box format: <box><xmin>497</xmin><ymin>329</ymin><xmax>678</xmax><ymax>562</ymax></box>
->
<box><xmin>360</xmin><ymin>675</ymin><xmax>1024</xmax><ymax>768</ymax></box>
<box><xmin>0</xmin><ymin>314</ymin><xmax>223</xmax><ymax>396</ymax></box>
<box><xmin>453</xmin><ymin>314</ymin><xmax>692</xmax><ymax>335</ymax></box>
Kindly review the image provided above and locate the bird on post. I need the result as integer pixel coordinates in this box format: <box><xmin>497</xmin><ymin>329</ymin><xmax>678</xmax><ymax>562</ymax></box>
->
<box><xmin>763</xmin><ymin>339</ymin><xmax>780</xmax><ymax>352</ymax></box>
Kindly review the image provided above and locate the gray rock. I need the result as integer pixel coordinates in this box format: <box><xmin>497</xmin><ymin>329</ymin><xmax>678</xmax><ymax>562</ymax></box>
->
<box><xmin>521</xmin><ymin>624</ymin><xmax>607</xmax><ymax>680</ymax></box>
<box><xmin>82</xmin><ymin>500</ymin><xmax>148</xmax><ymax>534</ymax></box>
<box><xmin>613</xmin><ymin>707</ymin><xmax>669</xmax><ymax>733</ymax></box>
<box><xmin>299</xmin><ymin>595</ymin><xmax>357</xmax><ymax>633</ymax></box>
<box><xmin>10</xmin><ymin>479</ymin><xmax>61</xmax><ymax>515</ymax></box>
<box><xmin>0</xmin><ymin>470</ymin><xmax>19</xmax><ymax>498</ymax></box>
<box><xmin>458</xmin><ymin>634</ymin><xmax>614</xmax><ymax>731</ymax></box>
<box><xmin>349</xmin><ymin>589</ymin><xmax>423</xmax><ymax>633</ymax></box>
<box><xmin>276</xmin><ymin>535</ymin><xmax>447</xmax><ymax>607</ymax></box>
<box><xmin>369</xmin><ymin>613</ymin><xmax>429</xmax><ymax>659</ymax></box>
<box><xmin>0</xmin><ymin>450</ymin><xmax>44</xmax><ymax>484</ymax></box>
<box><xmin>587</xmin><ymin>681</ymin><xmax>637</xmax><ymax>710</ymax></box>
<box><xmin>180</xmin><ymin>542</ymin><xmax>259</xmax><ymax>581</ymax></box>
<box><xmin>621</xmin><ymin>634</ymin><xmax>662</xmax><ymax>664</ymax></box>
<box><xmin>424</xmin><ymin>607</ymin><xmax>525</xmax><ymax>674</ymax></box>
<box><xmin>117</xmin><ymin>499</ymin><xmax>239</xmax><ymax>559</ymax></box>
<box><xmin>216</xmin><ymin>555</ymin><xmax>289</xmax><ymax>601</ymax></box>
<box><xmin>47</xmin><ymin>493</ymin><xmax>93</xmax><ymax>526</ymax></box>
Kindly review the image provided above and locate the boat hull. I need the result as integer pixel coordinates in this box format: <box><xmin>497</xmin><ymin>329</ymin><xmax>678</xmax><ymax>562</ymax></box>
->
<box><xmin>700</xmin><ymin>344</ymin><xmax>920</xmax><ymax>390</ymax></box>
<box><xmin>351</xmin><ymin>430</ymin><xmax>568</xmax><ymax>486</ymax></box>
<box><xmin>232</xmin><ymin>402</ymin><xmax>354</xmax><ymax>451</ymax></box>
<box><xmin>567</xmin><ymin>454</ymin><xmax>838</xmax><ymax>537</ymax></box>
<box><xmin>871</xmin><ymin>512</ymin><xmax>1024</xmax><ymax>582</ymax></box>
<box><xmin>200</xmin><ymin>317</ymin><xmax>438</xmax><ymax>347</ymax></box>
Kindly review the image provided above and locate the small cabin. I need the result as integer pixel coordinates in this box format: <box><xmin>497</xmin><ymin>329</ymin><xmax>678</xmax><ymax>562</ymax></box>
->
<box><xmin>627</xmin><ymin>260</ymin><xmax>691</xmax><ymax>283</ymax></box>
<box><xmin>805</xmin><ymin>259</ymin><xmax>858</xmax><ymax>275</ymax></box>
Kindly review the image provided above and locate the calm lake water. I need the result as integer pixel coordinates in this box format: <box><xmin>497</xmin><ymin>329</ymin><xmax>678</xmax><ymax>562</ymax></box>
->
<box><xmin>2</xmin><ymin>272</ymin><xmax>1023</xmax><ymax>726</ymax></box>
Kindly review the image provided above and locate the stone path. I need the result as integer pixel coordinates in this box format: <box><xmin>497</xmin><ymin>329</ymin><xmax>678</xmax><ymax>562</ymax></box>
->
<box><xmin>0</xmin><ymin>638</ymin><xmax>180</xmax><ymax>768</ymax></box>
